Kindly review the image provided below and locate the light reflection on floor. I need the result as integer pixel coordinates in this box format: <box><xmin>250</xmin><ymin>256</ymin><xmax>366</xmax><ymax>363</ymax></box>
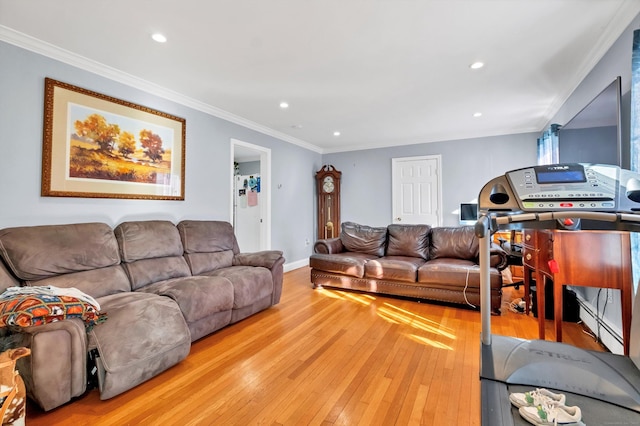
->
<box><xmin>317</xmin><ymin>287</ymin><xmax>455</xmax><ymax>350</ymax></box>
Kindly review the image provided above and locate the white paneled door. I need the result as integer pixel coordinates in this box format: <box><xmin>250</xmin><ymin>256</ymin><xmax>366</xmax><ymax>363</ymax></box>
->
<box><xmin>392</xmin><ymin>155</ymin><xmax>442</xmax><ymax>226</ymax></box>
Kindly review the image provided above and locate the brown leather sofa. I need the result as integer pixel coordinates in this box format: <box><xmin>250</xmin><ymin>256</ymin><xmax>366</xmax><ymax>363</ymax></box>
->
<box><xmin>310</xmin><ymin>222</ymin><xmax>507</xmax><ymax>313</ymax></box>
<box><xmin>0</xmin><ymin>220</ymin><xmax>284</xmax><ymax>411</ymax></box>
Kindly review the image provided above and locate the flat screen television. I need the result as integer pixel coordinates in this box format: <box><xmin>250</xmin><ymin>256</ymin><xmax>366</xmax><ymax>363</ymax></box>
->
<box><xmin>558</xmin><ymin>76</ymin><xmax>622</xmax><ymax>166</ymax></box>
<box><xmin>459</xmin><ymin>203</ymin><xmax>478</xmax><ymax>225</ymax></box>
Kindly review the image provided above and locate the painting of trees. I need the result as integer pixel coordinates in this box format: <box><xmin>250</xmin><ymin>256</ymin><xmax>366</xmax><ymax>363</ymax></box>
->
<box><xmin>68</xmin><ymin>111</ymin><xmax>172</xmax><ymax>184</ymax></box>
<box><xmin>42</xmin><ymin>78</ymin><xmax>185</xmax><ymax>200</ymax></box>
<box><xmin>139</xmin><ymin>129</ymin><xmax>165</xmax><ymax>163</ymax></box>
<box><xmin>74</xmin><ymin>113</ymin><xmax>120</xmax><ymax>153</ymax></box>
<box><xmin>118</xmin><ymin>131</ymin><xmax>136</xmax><ymax>158</ymax></box>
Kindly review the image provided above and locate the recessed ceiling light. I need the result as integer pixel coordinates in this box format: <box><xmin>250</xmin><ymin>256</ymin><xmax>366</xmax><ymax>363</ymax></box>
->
<box><xmin>151</xmin><ymin>33</ymin><xmax>167</xmax><ymax>43</ymax></box>
<box><xmin>333</xmin><ymin>131</ymin><xmax>341</xmax><ymax>137</ymax></box>
<box><xmin>470</xmin><ymin>62</ymin><xmax>484</xmax><ymax>69</ymax></box>
<box><xmin>473</xmin><ymin>112</ymin><xmax>483</xmax><ymax>117</ymax></box>
<box><xmin>279</xmin><ymin>102</ymin><xmax>289</xmax><ymax>109</ymax></box>
<box><xmin>291</xmin><ymin>124</ymin><xmax>303</xmax><ymax>129</ymax></box>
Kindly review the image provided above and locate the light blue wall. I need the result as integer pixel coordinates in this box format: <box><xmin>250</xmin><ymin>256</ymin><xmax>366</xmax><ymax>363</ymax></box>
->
<box><xmin>559</xmin><ymin>126</ymin><xmax>618</xmax><ymax>165</ymax></box>
<box><xmin>322</xmin><ymin>132</ymin><xmax>538</xmax><ymax>227</ymax></box>
<box><xmin>0</xmin><ymin>41</ymin><xmax>322</xmax><ymax>268</ymax></box>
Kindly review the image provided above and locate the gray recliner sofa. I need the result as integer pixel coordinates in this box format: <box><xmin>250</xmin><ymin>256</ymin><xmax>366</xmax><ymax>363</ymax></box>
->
<box><xmin>0</xmin><ymin>219</ymin><xmax>285</xmax><ymax>411</ymax></box>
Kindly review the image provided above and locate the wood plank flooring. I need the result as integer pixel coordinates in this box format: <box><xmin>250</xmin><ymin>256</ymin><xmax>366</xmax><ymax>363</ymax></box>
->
<box><xmin>26</xmin><ymin>267</ymin><xmax>605</xmax><ymax>425</ymax></box>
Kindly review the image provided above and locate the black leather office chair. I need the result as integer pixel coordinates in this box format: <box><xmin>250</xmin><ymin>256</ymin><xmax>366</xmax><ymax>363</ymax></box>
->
<box><xmin>497</xmin><ymin>230</ymin><xmax>523</xmax><ymax>290</ymax></box>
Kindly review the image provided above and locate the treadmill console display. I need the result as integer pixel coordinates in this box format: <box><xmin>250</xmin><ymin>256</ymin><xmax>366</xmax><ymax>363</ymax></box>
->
<box><xmin>506</xmin><ymin>163</ymin><xmax>618</xmax><ymax>211</ymax></box>
<box><xmin>534</xmin><ymin>164</ymin><xmax>586</xmax><ymax>184</ymax></box>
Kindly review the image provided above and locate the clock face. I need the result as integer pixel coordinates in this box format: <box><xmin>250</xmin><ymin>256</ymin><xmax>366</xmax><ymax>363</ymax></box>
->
<box><xmin>323</xmin><ymin>176</ymin><xmax>334</xmax><ymax>193</ymax></box>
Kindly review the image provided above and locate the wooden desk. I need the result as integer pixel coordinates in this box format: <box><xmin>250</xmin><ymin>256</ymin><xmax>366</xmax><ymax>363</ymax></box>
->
<box><xmin>522</xmin><ymin>229</ymin><xmax>632</xmax><ymax>355</ymax></box>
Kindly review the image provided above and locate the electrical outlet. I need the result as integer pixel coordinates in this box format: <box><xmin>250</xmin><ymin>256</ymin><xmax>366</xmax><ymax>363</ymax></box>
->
<box><xmin>305</xmin><ymin>239</ymin><xmax>310</xmax><ymax>246</ymax></box>
<box><xmin>607</xmin><ymin>290</ymin><xmax>613</xmax><ymax>304</ymax></box>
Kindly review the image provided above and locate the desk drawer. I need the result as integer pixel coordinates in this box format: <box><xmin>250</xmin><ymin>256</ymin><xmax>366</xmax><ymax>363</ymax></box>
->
<box><xmin>523</xmin><ymin>229</ymin><xmax>535</xmax><ymax>247</ymax></box>
<box><xmin>522</xmin><ymin>246</ymin><xmax>536</xmax><ymax>268</ymax></box>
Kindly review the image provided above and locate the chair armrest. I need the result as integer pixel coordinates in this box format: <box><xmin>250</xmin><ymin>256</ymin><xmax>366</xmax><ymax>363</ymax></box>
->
<box><xmin>489</xmin><ymin>243</ymin><xmax>509</xmax><ymax>270</ymax></box>
<box><xmin>8</xmin><ymin>319</ymin><xmax>88</xmax><ymax>411</ymax></box>
<box><xmin>313</xmin><ymin>238</ymin><xmax>344</xmax><ymax>254</ymax></box>
<box><xmin>233</xmin><ymin>250</ymin><xmax>284</xmax><ymax>269</ymax></box>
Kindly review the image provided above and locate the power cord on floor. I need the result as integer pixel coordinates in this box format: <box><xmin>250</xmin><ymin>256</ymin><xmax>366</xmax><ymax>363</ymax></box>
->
<box><xmin>463</xmin><ymin>267</ymin><xmax>477</xmax><ymax>308</ymax></box>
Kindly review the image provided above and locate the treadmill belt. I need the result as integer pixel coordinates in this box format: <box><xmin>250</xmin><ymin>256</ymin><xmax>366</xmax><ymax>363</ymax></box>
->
<box><xmin>506</xmin><ymin>385</ymin><xmax>640</xmax><ymax>425</ymax></box>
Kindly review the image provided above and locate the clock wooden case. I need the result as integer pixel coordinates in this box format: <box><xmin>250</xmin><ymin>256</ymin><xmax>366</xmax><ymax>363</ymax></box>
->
<box><xmin>316</xmin><ymin>165</ymin><xmax>342</xmax><ymax>240</ymax></box>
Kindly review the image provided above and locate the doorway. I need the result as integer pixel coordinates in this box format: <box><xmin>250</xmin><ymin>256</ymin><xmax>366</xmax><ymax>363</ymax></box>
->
<box><xmin>230</xmin><ymin>139</ymin><xmax>271</xmax><ymax>251</ymax></box>
<box><xmin>391</xmin><ymin>155</ymin><xmax>442</xmax><ymax>226</ymax></box>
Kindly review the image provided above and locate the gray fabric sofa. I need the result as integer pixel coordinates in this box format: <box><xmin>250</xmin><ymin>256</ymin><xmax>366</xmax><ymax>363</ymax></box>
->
<box><xmin>0</xmin><ymin>219</ymin><xmax>285</xmax><ymax>411</ymax></box>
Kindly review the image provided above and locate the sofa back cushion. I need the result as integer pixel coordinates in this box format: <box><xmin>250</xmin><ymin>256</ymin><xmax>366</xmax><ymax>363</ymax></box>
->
<box><xmin>386</xmin><ymin>224</ymin><xmax>431</xmax><ymax>260</ymax></box>
<box><xmin>339</xmin><ymin>222</ymin><xmax>387</xmax><ymax>257</ymax></box>
<box><xmin>0</xmin><ymin>222</ymin><xmax>130</xmax><ymax>297</ymax></box>
<box><xmin>0</xmin><ymin>260</ymin><xmax>19</xmax><ymax>293</ymax></box>
<box><xmin>429</xmin><ymin>226</ymin><xmax>479</xmax><ymax>261</ymax></box>
<box><xmin>115</xmin><ymin>221</ymin><xmax>191</xmax><ymax>290</ymax></box>
<box><xmin>177</xmin><ymin>220</ymin><xmax>239</xmax><ymax>275</ymax></box>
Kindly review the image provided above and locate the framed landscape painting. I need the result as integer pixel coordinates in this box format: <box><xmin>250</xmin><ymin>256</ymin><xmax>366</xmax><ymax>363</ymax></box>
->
<box><xmin>42</xmin><ymin>78</ymin><xmax>186</xmax><ymax>200</ymax></box>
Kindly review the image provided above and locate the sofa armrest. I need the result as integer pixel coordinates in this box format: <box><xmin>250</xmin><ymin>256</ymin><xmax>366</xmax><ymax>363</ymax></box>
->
<box><xmin>313</xmin><ymin>238</ymin><xmax>344</xmax><ymax>254</ymax></box>
<box><xmin>233</xmin><ymin>250</ymin><xmax>284</xmax><ymax>269</ymax></box>
<box><xmin>9</xmin><ymin>318</ymin><xmax>88</xmax><ymax>411</ymax></box>
<box><xmin>233</xmin><ymin>251</ymin><xmax>285</xmax><ymax>305</ymax></box>
<box><xmin>489</xmin><ymin>243</ymin><xmax>509</xmax><ymax>270</ymax></box>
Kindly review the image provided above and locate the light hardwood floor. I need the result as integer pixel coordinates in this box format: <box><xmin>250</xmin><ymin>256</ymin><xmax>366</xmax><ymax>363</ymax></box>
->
<box><xmin>26</xmin><ymin>267</ymin><xmax>604</xmax><ymax>425</ymax></box>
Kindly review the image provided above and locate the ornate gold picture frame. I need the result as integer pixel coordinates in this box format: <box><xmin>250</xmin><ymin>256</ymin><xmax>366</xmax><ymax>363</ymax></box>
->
<box><xmin>42</xmin><ymin>78</ymin><xmax>186</xmax><ymax>200</ymax></box>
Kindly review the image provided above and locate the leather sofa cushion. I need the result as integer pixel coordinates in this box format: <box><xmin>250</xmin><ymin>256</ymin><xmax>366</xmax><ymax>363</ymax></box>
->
<box><xmin>309</xmin><ymin>253</ymin><xmax>376</xmax><ymax>278</ymax></box>
<box><xmin>418</xmin><ymin>258</ymin><xmax>502</xmax><ymax>289</ymax></box>
<box><xmin>429</xmin><ymin>226</ymin><xmax>479</xmax><ymax>261</ymax></box>
<box><xmin>138</xmin><ymin>275</ymin><xmax>234</xmax><ymax>323</ymax></box>
<box><xmin>365</xmin><ymin>256</ymin><xmax>426</xmax><ymax>282</ymax></box>
<box><xmin>340</xmin><ymin>222</ymin><xmax>387</xmax><ymax>257</ymax></box>
<box><xmin>386</xmin><ymin>224</ymin><xmax>431</xmax><ymax>259</ymax></box>
<box><xmin>0</xmin><ymin>223</ymin><xmax>120</xmax><ymax>281</ymax></box>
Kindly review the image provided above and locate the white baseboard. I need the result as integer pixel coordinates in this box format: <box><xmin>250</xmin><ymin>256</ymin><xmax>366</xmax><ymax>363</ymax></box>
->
<box><xmin>284</xmin><ymin>258</ymin><xmax>309</xmax><ymax>273</ymax></box>
<box><xmin>575</xmin><ymin>293</ymin><xmax>623</xmax><ymax>355</ymax></box>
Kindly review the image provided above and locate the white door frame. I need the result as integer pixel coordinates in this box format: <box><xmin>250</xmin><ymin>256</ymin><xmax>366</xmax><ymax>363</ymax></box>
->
<box><xmin>230</xmin><ymin>139</ymin><xmax>272</xmax><ymax>250</ymax></box>
<box><xmin>391</xmin><ymin>155</ymin><xmax>442</xmax><ymax>226</ymax></box>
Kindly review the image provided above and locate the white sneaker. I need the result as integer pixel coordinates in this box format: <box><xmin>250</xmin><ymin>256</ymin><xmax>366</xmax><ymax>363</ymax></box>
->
<box><xmin>519</xmin><ymin>401</ymin><xmax>582</xmax><ymax>426</ymax></box>
<box><xmin>509</xmin><ymin>388</ymin><xmax>566</xmax><ymax>408</ymax></box>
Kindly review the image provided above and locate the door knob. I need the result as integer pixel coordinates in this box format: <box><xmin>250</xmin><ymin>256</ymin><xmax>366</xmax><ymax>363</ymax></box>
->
<box><xmin>396</xmin><ymin>217</ymin><xmax>402</xmax><ymax>221</ymax></box>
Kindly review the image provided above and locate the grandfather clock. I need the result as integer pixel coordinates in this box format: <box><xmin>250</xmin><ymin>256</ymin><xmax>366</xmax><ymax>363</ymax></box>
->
<box><xmin>316</xmin><ymin>165</ymin><xmax>341</xmax><ymax>239</ymax></box>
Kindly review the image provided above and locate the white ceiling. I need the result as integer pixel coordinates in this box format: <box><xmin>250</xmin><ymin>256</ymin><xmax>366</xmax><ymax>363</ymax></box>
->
<box><xmin>1</xmin><ymin>0</ymin><xmax>639</xmax><ymax>154</ymax></box>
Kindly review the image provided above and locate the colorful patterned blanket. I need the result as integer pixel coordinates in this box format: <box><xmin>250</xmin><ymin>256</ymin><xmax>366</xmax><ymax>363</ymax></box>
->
<box><xmin>0</xmin><ymin>287</ymin><xmax>107</xmax><ymax>330</ymax></box>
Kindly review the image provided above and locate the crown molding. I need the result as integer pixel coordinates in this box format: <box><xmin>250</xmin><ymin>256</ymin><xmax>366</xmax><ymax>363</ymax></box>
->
<box><xmin>0</xmin><ymin>25</ymin><xmax>324</xmax><ymax>154</ymax></box>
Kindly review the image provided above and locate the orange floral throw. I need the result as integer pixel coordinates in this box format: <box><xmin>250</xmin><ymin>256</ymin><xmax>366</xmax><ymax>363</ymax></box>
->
<box><xmin>0</xmin><ymin>293</ymin><xmax>106</xmax><ymax>330</ymax></box>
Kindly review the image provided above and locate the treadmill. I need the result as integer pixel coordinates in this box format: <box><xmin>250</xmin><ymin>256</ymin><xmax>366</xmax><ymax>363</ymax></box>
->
<box><xmin>477</xmin><ymin>163</ymin><xmax>640</xmax><ymax>425</ymax></box>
